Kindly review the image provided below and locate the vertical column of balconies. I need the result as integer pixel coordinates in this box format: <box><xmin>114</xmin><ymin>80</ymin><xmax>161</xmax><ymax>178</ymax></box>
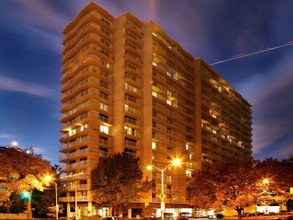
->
<box><xmin>60</xmin><ymin>7</ymin><xmax>115</xmax><ymax>205</ymax></box>
<box><xmin>122</xmin><ymin>16</ymin><xmax>144</xmax><ymax>157</ymax></box>
<box><xmin>199</xmin><ymin>60</ymin><xmax>252</xmax><ymax>162</ymax></box>
<box><xmin>150</xmin><ymin>26</ymin><xmax>196</xmax><ymax>205</ymax></box>
<box><xmin>113</xmin><ymin>14</ymin><xmax>144</xmax><ymax>157</ymax></box>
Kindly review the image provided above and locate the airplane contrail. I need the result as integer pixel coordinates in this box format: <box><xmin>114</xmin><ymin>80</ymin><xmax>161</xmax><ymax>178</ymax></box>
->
<box><xmin>210</xmin><ymin>41</ymin><xmax>293</xmax><ymax>66</ymax></box>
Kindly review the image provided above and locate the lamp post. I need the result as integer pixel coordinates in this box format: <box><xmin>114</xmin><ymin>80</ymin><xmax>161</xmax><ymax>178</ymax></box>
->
<box><xmin>147</xmin><ymin>159</ymin><xmax>181</xmax><ymax>220</ymax></box>
<box><xmin>54</xmin><ymin>181</ymin><xmax>59</xmax><ymax>220</ymax></box>
<box><xmin>22</xmin><ymin>191</ymin><xmax>32</xmax><ymax>220</ymax></box>
<box><xmin>44</xmin><ymin>175</ymin><xmax>58</xmax><ymax>220</ymax></box>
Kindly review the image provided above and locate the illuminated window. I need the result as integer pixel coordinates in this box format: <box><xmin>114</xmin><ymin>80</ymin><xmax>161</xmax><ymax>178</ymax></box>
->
<box><xmin>99</xmin><ymin>103</ymin><xmax>109</xmax><ymax>112</ymax></box>
<box><xmin>186</xmin><ymin>170</ymin><xmax>192</xmax><ymax>178</ymax></box>
<box><xmin>80</xmin><ymin>124</ymin><xmax>88</xmax><ymax>131</ymax></box>
<box><xmin>125</xmin><ymin>104</ymin><xmax>137</xmax><ymax>113</ymax></box>
<box><xmin>125</xmin><ymin>83</ymin><xmax>138</xmax><ymax>93</ymax></box>
<box><xmin>185</xmin><ymin>144</ymin><xmax>189</xmax><ymax>150</ymax></box>
<box><xmin>69</xmin><ymin>129</ymin><xmax>76</xmax><ymax>136</ymax></box>
<box><xmin>152</xmin><ymin>142</ymin><xmax>156</xmax><ymax>150</ymax></box>
<box><xmin>166</xmin><ymin>99</ymin><xmax>172</xmax><ymax>105</ymax></box>
<box><xmin>124</xmin><ymin>126</ymin><xmax>136</xmax><ymax>136</ymax></box>
<box><xmin>100</xmin><ymin>125</ymin><xmax>109</xmax><ymax>134</ymax></box>
<box><xmin>189</xmin><ymin>153</ymin><xmax>193</xmax><ymax>160</ymax></box>
<box><xmin>152</xmin><ymin>61</ymin><xmax>157</xmax><ymax>66</ymax></box>
<box><xmin>152</xmin><ymin>91</ymin><xmax>157</xmax><ymax>97</ymax></box>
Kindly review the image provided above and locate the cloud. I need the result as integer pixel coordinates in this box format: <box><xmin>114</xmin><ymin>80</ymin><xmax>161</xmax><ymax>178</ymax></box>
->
<box><xmin>241</xmin><ymin>52</ymin><xmax>293</xmax><ymax>157</ymax></box>
<box><xmin>0</xmin><ymin>1</ymin><xmax>65</xmax><ymax>53</ymax></box>
<box><xmin>0</xmin><ymin>75</ymin><xmax>58</xmax><ymax>98</ymax></box>
<box><xmin>0</xmin><ymin>133</ymin><xmax>15</xmax><ymax>140</ymax></box>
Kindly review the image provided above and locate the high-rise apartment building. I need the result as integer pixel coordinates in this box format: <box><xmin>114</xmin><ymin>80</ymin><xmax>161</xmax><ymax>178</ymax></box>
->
<box><xmin>59</xmin><ymin>2</ymin><xmax>252</xmax><ymax>218</ymax></box>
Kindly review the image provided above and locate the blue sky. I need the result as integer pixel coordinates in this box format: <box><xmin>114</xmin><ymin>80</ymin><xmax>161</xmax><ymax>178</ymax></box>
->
<box><xmin>0</xmin><ymin>0</ymin><xmax>292</xmax><ymax>165</ymax></box>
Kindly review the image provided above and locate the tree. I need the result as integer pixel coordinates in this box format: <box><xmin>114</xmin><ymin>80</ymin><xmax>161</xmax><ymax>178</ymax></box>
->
<box><xmin>253</xmin><ymin>158</ymin><xmax>293</xmax><ymax>210</ymax></box>
<box><xmin>91</xmin><ymin>152</ymin><xmax>151</xmax><ymax>216</ymax></box>
<box><xmin>188</xmin><ymin>159</ymin><xmax>258</xmax><ymax>218</ymax></box>
<box><xmin>188</xmin><ymin>157</ymin><xmax>293</xmax><ymax>218</ymax></box>
<box><xmin>32</xmin><ymin>165</ymin><xmax>65</xmax><ymax>218</ymax></box>
<box><xmin>0</xmin><ymin>146</ymin><xmax>54</xmax><ymax>215</ymax></box>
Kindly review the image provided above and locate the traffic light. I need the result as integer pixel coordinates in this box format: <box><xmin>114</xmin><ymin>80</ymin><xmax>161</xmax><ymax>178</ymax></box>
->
<box><xmin>20</xmin><ymin>191</ymin><xmax>30</xmax><ymax>200</ymax></box>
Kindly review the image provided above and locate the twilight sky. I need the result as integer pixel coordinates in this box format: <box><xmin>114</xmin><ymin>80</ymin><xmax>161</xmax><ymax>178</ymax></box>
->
<box><xmin>0</xmin><ymin>0</ymin><xmax>292</xmax><ymax>165</ymax></box>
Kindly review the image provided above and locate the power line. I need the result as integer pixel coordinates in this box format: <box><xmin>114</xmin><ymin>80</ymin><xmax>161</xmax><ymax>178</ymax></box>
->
<box><xmin>210</xmin><ymin>41</ymin><xmax>293</xmax><ymax>66</ymax></box>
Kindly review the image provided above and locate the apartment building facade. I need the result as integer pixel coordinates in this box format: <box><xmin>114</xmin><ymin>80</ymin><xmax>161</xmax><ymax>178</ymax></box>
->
<box><xmin>59</xmin><ymin>2</ymin><xmax>252</xmax><ymax>218</ymax></box>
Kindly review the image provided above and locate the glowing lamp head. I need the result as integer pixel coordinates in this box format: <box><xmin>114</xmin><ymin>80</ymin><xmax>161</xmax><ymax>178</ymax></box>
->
<box><xmin>147</xmin><ymin>165</ymin><xmax>153</xmax><ymax>171</ymax></box>
<box><xmin>172</xmin><ymin>158</ymin><xmax>181</xmax><ymax>166</ymax></box>
<box><xmin>11</xmin><ymin>140</ymin><xmax>18</xmax><ymax>147</ymax></box>
<box><xmin>21</xmin><ymin>191</ymin><xmax>30</xmax><ymax>200</ymax></box>
<box><xmin>263</xmin><ymin>178</ymin><xmax>269</xmax><ymax>184</ymax></box>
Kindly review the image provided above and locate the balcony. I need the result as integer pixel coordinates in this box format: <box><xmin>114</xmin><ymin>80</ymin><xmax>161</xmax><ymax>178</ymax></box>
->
<box><xmin>59</xmin><ymin>195</ymin><xmax>90</xmax><ymax>203</ymax></box>
<box><xmin>59</xmin><ymin>148</ymin><xmax>99</xmax><ymax>162</ymax></box>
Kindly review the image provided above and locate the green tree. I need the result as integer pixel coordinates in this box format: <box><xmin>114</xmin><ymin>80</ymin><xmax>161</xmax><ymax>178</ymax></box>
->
<box><xmin>91</xmin><ymin>152</ymin><xmax>151</xmax><ymax>216</ymax></box>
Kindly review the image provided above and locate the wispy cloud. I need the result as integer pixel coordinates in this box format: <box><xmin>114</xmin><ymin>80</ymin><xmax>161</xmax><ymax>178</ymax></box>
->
<box><xmin>0</xmin><ymin>133</ymin><xmax>15</xmax><ymax>140</ymax></box>
<box><xmin>0</xmin><ymin>75</ymin><xmax>58</xmax><ymax>98</ymax></box>
<box><xmin>239</xmin><ymin>52</ymin><xmax>293</xmax><ymax>157</ymax></box>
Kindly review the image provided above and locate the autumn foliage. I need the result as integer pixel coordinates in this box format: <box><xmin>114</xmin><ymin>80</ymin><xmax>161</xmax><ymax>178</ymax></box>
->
<box><xmin>0</xmin><ymin>146</ymin><xmax>53</xmax><ymax>211</ymax></box>
<box><xmin>187</xmin><ymin>157</ymin><xmax>293</xmax><ymax>217</ymax></box>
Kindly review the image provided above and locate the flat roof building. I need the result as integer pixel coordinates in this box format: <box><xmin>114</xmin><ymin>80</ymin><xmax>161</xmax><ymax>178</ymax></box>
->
<box><xmin>59</xmin><ymin>2</ymin><xmax>252</xmax><ymax>218</ymax></box>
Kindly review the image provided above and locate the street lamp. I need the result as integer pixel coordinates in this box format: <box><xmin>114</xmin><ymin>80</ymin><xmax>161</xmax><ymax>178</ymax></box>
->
<box><xmin>44</xmin><ymin>175</ymin><xmax>59</xmax><ymax>220</ymax></box>
<box><xmin>147</xmin><ymin>159</ymin><xmax>181</xmax><ymax>220</ymax></box>
<box><xmin>21</xmin><ymin>191</ymin><xmax>32</xmax><ymax>220</ymax></box>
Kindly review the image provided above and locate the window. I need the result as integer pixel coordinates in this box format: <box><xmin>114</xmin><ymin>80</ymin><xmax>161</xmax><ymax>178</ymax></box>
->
<box><xmin>125</xmin><ymin>104</ymin><xmax>137</xmax><ymax>113</ymax></box>
<box><xmin>100</xmin><ymin>81</ymin><xmax>109</xmax><ymax>89</ymax></box>
<box><xmin>69</xmin><ymin>129</ymin><xmax>76</xmax><ymax>136</ymax></box>
<box><xmin>80</xmin><ymin>124</ymin><xmax>88</xmax><ymax>131</ymax></box>
<box><xmin>125</xmin><ymin>94</ymin><xmax>136</xmax><ymax>103</ymax></box>
<box><xmin>125</xmin><ymin>83</ymin><xmax>138</xmax><ymax>93</ymax></box>
<box><xmin>125</xmin><ymin>72</ymin><xmax>138</xmax><ymax>81</ymax></box>
<box><xmin>124</xmin><ymin>137</ymin><xmax>137</xmax><ymax>146</ymax></box>
<box><xmin>124</xmin><ymin>126</ymin><xmax>137</xmax><ymax>136</ymax></box>
<box><xmin>124</xmin><ymin>115</ymin><xmax>137</xmax><ymax>125</ymax></box>
<box><xmin>99</xmin><ymin>147</ymin><xmax>108</xmax><ymax>156</ymax></box>
<box><xmin>124</xmin><ymin>148</ymin><xmax>136</xmax><ymax>156</ymax></box>
<box><xmin>99</xmin><ymin>114</ymin><xmax>109</xmax><ymax>122</ymax></box>
<box><xmin>100</xmin><ymin>37</ymin><xmax>110</xmax><ymax>47</ymax></box>
<box><xmin>100</xmin><ymin>125</ymin><xmax>109</xmax><ymax>134</ymax></box>
<box><xmin>101</xmin><ymin>27</ymin><xmax>110</xmax><ymax>36</ymax></box>
<box><xmin>101</xmin><ymin>17</ymin><xmax>110</xmax><ymax>26</ymax></box>
<box><xmin>186</xmin><ymin>170</ymin><xmax>192</xmax><ymax>178</ymax></box>
<box><xmin>99</xmin><ymin>91</ymin><xmax>109</xmax><ymax>100</ymax></box>
<box><xmin>152</xmin><ymin>142</ymin><xmax>156</xmax><ymax>150</ymax></box>
<box><xmin>99</xmin><ymin>136</ymin><xmax>108</xmax><ymax>145</ymax></box>
<box><xmin>99</xmin><ymin>103</ymin><xmax>109</xmax><ymax>111</ymax></box>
